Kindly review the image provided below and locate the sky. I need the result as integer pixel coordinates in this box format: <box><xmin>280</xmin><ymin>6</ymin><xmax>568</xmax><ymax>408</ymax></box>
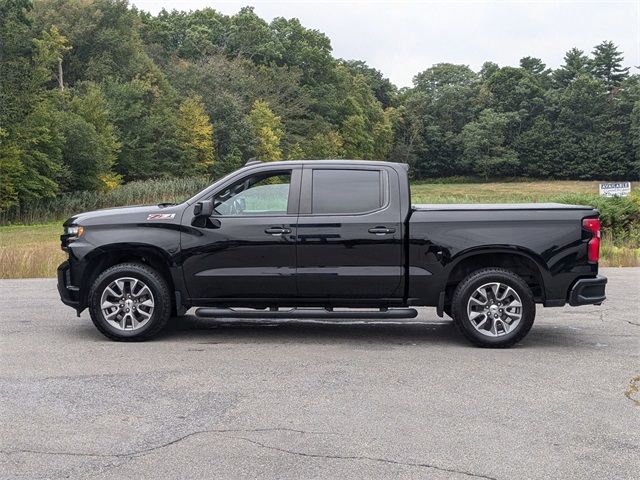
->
<box><xmin>131</xmin><ymin>0</ymin><xmax>640</xmax><ymax>88</ymax></box>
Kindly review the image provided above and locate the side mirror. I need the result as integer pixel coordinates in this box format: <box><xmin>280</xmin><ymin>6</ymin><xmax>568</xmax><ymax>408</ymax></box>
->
<box><xmin>194</xmin><ymin>200</ymin><xmax>214</xmax><ymax>217</ymax></box>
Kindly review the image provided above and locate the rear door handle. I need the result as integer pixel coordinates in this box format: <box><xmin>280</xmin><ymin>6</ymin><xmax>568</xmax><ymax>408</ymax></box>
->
<box><xmin>265</xmin><ymin>226</ymin><xmax>292</xmax><ymax>235</ymax></box>
<box><xmin>368</xmin><ymin>226</ymin><xmax>396</xmax><ymax>235</ymax></box>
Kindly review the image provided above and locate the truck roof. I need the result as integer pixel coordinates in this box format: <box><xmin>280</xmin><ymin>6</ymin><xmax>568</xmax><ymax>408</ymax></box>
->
<box><xmin>242</xmin><ymin>159</ymin><xmax>408</xmax><ymax>169</ymax></box>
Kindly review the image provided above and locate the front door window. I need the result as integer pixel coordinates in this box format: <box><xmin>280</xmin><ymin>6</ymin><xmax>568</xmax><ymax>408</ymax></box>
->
<box><xmin>213</xmin><ymin>172</ymin><xmax>291</xmax><ymax>216</ymax></box>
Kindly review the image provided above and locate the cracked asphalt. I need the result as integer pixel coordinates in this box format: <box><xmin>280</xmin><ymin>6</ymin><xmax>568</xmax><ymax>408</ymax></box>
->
<box><xmin>1</xmin><ymin>267</ymin><xmax>639</xmax><ymax>479</ymax></box>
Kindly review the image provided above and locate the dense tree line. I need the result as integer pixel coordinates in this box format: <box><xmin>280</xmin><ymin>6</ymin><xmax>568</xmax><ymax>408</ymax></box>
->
<box><xmin>1</xmin><ymin>0</ymin><xmax>639</xmax><ymax>211</ymax></box>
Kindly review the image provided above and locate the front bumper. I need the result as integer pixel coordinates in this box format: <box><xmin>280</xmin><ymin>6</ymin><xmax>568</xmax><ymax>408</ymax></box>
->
<box><xmin>57</xmin><ymin>260</ymin><xmax>80</xmax><ymax>311</ymax></box>
<box><xmin>569</xmin><ymin>275</ymin><xmax>607</xmax><ymax>306</ymax></box>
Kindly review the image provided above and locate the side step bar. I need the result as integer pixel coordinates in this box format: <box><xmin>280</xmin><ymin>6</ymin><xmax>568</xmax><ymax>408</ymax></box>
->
<box><xmin>195</xmin><ymin>307</ymin><xmax>418</xmax><ymax>320</ymax></box>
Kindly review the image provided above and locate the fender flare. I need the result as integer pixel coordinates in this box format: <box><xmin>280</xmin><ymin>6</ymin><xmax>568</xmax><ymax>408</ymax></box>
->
<box><xmin>441</xmin><ymin>245</ymin><xmax>549</xmax><ymax>297</ymax></box>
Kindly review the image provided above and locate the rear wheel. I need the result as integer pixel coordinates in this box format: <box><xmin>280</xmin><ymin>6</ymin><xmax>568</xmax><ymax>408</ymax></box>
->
<box><xmin>451</xmin><ymin>268</ymin><xmax>535</xmax><ymax>348</ymax></box>
<box><xmin>88</xmin><ymin>263</ymin><xmax>172</xmax><ymax>341</ymax></box>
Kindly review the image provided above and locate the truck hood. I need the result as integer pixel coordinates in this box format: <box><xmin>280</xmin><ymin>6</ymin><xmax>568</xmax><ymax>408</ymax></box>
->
<box><xmin>64</xmin><ymin>204</ymin><xmax>185</xmax><ymax>227</ymax></box>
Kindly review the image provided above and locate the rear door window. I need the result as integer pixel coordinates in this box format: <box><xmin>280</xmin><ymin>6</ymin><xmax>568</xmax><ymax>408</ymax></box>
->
<box><xmin>312</xmin><ymin>169</ymin><xmax>383</xmax><ymax>215</ymax></box>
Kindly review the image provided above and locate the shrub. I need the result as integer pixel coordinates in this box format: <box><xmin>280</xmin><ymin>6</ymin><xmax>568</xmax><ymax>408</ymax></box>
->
<box><xmin>553</xmin><ymin>191</ymin><xmax>640</xmax><ymax>246</ymax></box>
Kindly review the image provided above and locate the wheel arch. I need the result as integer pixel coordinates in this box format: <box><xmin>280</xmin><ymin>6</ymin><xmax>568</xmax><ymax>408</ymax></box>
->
<box><xmin>80</xmin><ymin>244</ymin><xmax>179</xmax><ymax>314</ymax></box>
<box><xmin>444</xmin><ymin>247</ymin><xmax>547</xmax><ymax>304</ymax></box>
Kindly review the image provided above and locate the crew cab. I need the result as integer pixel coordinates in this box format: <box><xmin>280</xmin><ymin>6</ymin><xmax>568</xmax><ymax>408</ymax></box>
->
<box><xmin>58</xmin><ymin>160</ymin><xmax>607</xmax><ymax>347</ymax></box>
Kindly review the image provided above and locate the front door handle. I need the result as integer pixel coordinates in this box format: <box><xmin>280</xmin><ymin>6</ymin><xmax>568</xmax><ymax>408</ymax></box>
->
<box><xmin>368</xmin><ymin>226</ymin><xmax>396</xmax><ymax>235</ymax></box>
<box><xmin>265</xmin><ymin>226</ymin><xmax>292</xmax><ymax>235</ymax></box>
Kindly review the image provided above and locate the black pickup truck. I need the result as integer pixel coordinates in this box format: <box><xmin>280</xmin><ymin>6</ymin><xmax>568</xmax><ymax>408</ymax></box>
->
<box><xmin>58</xmin><ymin>160</ymin><xmax>606</xmax><ymax>347</ymax></box>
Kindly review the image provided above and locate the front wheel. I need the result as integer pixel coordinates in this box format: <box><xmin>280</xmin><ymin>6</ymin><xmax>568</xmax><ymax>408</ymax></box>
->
<box><xmin>88</xmin><ymin>263</ymin><xmax>172</xmax><ymax>341</ymax></box>
<box><xmin>451</xmin><ymin>268</ymin><xmax>535</xmax><ymax>348</ymax></box>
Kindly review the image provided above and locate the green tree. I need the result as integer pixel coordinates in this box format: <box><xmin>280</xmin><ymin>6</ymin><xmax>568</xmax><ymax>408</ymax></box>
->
<box><xmin>552</xmin><ymin>74</ymin><xmax>630</xmax><ymax>178</ymax></box>
<box><xmin>399</xmin><ymin>64</ymin><xmax>480</xmax><ymax>176</ymax></box>
<box><xmin>341</xmin><ymin>115</ymin><xmax>372</xmax><ymax>159</ymax></box>
<box><xmin>0</xmin><ymin>128</ymin><xmax>24</xmax><ymax>210</ymax></box>
<box><xmin>32</xmin><ymin>0</ymin><xmax>198</xmax><ymax>183</ymax></box>
<box><xmin>166</xmin><ymin>53</ymin><xmax>312</xmax><ymax>172</ymax></box>
<box><xmin>0</xmin><ymin>0</ymin><xmax>64</xmax><ymax>208</ymax></box>
<box><xmin>385</xmin><ymin>105</ymin><xmax>419</xmax><ymax>171</ymax></box>
<box><xmin>336</xmin><ymin>72</ymin><xmax>390</xmax><ymax>159</ymax></box>
<box><xmin>486</xmin><ymin>67</ymin><xmax>545</xmax><ymax>123</ymax></box>
<box><xmin>461</xmin><ymin>109</ymin><xmax>519</xmax><ymax>178</ymax></box>
<box><xmin>57</xmin><ymin>84</ymin><xmax>120</xmax><ymax>191</ymax></box>
<box><xmin>32</xmin><ymin>0</ymin><xmax>157</xmax><ymax>85</ymax></box>
<box><xmin>0</xmin><ymin>0</ymin><xmax>35</xmax><ymax>125</ymax></box>
<box><xmin>343</xmin><ymin>60</ymin><xmax>397</xmax><ymax>108</ymax></box>
<box><xmin>553</xmin><ymin>48</ymin><xmax>590</xmax><ymax>86</ymax></box>
<box><xmin>413</xmin><ymin>63</ymin><xmax>477</xmax><ymax>92</ymax></box>
<box><xmin>12</xmin><ymin>101</ymin><xmax>64</xmax><ymax>202</ymax></box>
<box><xmin>479</xmin><ymin>61</ymin><xmax>499</xmax><ymax>81</ymax></box>
<box><xmin>270</xmin><ymin>16</ymin><xmax>334</xmax><ymax>86</ymax></box>
<box><xmin>103</xmin><ymin>76</ymin><xmax>181</xmax><ymax>180</ymax></box>
<box><xmin>226</xmin><ymin>7</ymin><xmax>278</xmax><ymax>64</ymax></box>
<box><xmin>247</xmin><ymin>100</ymin><xmax>284</xmax><ymax>161</ymax></box>
<box><xmin>139</xmin><ymin>8</ymin><xmax>227</xmax><ymax>61</ymax></box>
<box><xmin>176</xmin><ymin>96</ymin><xmax>215</xmax><ymax>174</ymax></box>
<box><xmin>631</xmin><ymin>98</ymin><xmax>640</xmax><ymax>176</ymax></box>
<box><xmin>285</xmin><ymin>142</ymin><xmax>305</xmax><ymax>160</ymax></box>
<box><xmin>373</xmin><ymin>109</ymin><xmax>393</xmax><ymax>160</ymax></box>
<box><xmin>519</xmin><ymin>56</ymin><xmax>547</xmax><ymax>76</ymax></box>
<box><xmin>513</xmin><ymin>117</ymin><xmax>558</xmax><ymax>178</ymax></box>
<box><xmin>303</xmin><ymin>130</ymin><xmax>343</xmax><ymax>159</ymax></box>
<box><xmin>591</xmin><ymin>41</ymin><xmax>629</xmax><ymax>90</ymax></box>
<box><xmin>31</xmin><ymin>25</ymin><xmax>71</xmax><ymax>90</ymax></box>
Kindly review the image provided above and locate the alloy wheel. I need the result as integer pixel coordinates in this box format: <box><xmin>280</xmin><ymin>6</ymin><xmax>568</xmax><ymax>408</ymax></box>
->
<box><xmin>100</xmin><ymin>277</ymin><xmax>155</xmax><ymax>331</ymax></box>
<box><xmin>466</xmin><ymin>282</ymin><xmax>522</xmax><ymax>337</ymax></box>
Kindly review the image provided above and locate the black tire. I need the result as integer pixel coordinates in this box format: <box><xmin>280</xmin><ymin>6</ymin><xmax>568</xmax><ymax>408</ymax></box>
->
<box><xmin>88</xmin><ymin>263</ymin><xmax>172</xmax><ymax>341</ymax></box>
<box><xmin>451</xmin><ymin>268</ymin><xmax>535</xmax><ymax>348</ymax></box>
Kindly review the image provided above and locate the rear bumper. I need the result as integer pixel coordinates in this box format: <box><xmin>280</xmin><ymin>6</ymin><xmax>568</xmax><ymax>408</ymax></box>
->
<box><xmin>569</xmin><ymin>275</ymin><xmax>607</xmax><ymax>306</ymax></box>
<box><xmin>57</xmin><ymin>261</ymin><xmax>80</xmax><ymax>310</ymax></box>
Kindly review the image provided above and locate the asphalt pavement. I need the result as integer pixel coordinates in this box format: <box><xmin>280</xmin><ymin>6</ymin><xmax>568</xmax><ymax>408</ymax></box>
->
<box><xmin>1</xmin><ymin>267</ymin><xmax>639</xmax><ymax>479</ymax></box>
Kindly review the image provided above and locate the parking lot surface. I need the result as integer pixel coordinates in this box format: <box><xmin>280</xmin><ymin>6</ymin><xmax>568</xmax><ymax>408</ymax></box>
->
<box><xmin>1</xmin><ymin>267</ymin><xmax>639</xmax><ymax>479</ymax></box>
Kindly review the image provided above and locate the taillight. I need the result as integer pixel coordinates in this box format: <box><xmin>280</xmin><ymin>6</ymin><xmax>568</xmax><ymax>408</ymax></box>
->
<box><xmin>582</xmin><ymin>218</ymin><xmax>600</xmax><ymax>263</ymax></box>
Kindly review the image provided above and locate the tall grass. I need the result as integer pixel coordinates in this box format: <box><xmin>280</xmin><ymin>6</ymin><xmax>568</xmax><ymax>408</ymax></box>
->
<box><xmin>0</xmin><ymin>223</ymin><xmax>66</xmax><ymax>278</ymax></box>
<box><xmin>600</xmin><ymin>232</ymin><xmax>640</xmax><ymax>267</ymax></box>
<box><xmin>0</xmin><ymin>242</ymin><xmax>65</xmax><ymax>278</ymax></box>
<box><xmin>0</xmin><ymin>177</ymin><xmax>211</xmax><ymax>225</ymax></box>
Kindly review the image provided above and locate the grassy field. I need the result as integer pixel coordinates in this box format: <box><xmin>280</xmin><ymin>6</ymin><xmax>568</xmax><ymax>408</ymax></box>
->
<box><xmin>1</xmin><ymin>180</ymin><xmax>638</xmax><ymax>278</ymax></box>
<box><xmin>0</xmin><ymin>223</ymin><xmax>66</xmax><ymax>278</ymax></box>
<box><xmin>410</xmin><ymin>180</ymin><xmax>601</xmax><ymax>203</ymax></box>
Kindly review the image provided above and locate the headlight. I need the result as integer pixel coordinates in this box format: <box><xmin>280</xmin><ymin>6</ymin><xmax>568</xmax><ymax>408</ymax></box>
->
<box><xmin>65</xmin><ymin>225</ymin><xmax>85</xmax><ymax>238</ymax></box>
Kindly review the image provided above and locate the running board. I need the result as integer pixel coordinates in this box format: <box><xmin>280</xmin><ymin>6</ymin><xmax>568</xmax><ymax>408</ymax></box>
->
<box><xmin>195</xmin><ymin>307</ymin><xmax>418</xmax><ymax>320</ymax></box>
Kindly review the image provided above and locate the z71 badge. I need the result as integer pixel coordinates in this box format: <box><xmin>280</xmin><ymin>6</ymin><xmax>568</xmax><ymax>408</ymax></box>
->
<box><xmin>147</xmin><ymin>213</ymin><xmax>175</xmax><ymax>220</ymax></box>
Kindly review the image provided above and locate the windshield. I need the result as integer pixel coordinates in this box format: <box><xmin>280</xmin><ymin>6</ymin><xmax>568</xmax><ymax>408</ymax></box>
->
<box><xmin>185</xmin><ymin>169</ymin><xmax>248</xmax><ymax>205</ymax></box>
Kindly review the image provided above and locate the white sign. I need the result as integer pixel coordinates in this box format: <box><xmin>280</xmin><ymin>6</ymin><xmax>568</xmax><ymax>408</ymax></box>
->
<box><xmin>599</xmin><ymin>182</ymin><xmax>631</xmax><ymax>197</ymax></box>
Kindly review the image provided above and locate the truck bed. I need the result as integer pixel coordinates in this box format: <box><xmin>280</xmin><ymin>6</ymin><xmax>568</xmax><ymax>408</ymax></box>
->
<box><xmin>412</xmin><ymin>203</ymin><xmax>593</xmax><ymax>211</ymax></box>
<box><xmin>406</xmin><ymin>201</ymin><xmax>599</xmax><ymax>306</ymax></box>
